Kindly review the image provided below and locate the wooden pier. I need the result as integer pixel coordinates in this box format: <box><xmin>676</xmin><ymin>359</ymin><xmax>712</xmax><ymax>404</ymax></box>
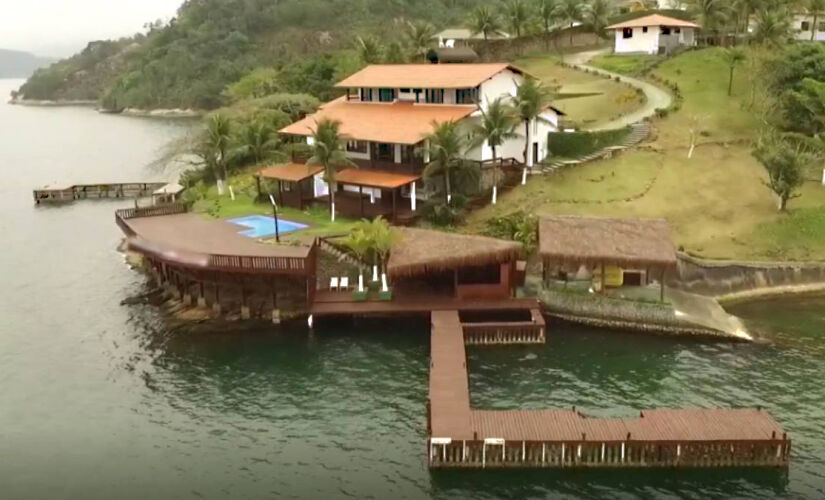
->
<box><xmin>427</xmin><ymin>310</ymin><xmax>790</xmax><ymax>469</ymax></box>
<box><xmin>34</xmin><ymin>182</ymin><xmax>171</xmax><ymax>203</ymax></box>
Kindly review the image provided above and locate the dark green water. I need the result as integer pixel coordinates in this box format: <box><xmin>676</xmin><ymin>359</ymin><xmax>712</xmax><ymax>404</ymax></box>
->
<box><xmin>2</xmin><ymin>79</ymin><xmax>825</xmax><ymax>499</ymax></box>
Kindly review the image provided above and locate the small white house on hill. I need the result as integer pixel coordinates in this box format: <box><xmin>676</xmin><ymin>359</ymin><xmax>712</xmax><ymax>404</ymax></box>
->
<box><xmin>792</xmin><ymin>13</ymin><xmax>825</xmax><ymax>41</ymax></box>
<box><xmin>606</xmin><ymin>14</ymin><xmax>700</xmax><ymax>55</ymax></box>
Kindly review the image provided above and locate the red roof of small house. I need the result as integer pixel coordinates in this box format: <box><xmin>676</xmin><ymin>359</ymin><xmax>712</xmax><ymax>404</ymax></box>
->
<box><xmin>607</xmin><ymin>14</ymin><xmax>701</xmax><ymax>30</ymax></box>
<box><xmin>334</xmin><ymin>169</ymin><xmax>420</xmax><ymax>189</ymax></box>
<box><xmin>258</xmin><ymin>163</ymin><xmax>323</xmax><ymax>182</ymax></box>
<box><xmin>278</xmin><ymin>97</ymin><xmax>476</xmax><ymax>145</ymax></box>
<box><xmin>335</xmin><ymin>63</ymin><xmax>525</xmax><ymax>89</ymax></box>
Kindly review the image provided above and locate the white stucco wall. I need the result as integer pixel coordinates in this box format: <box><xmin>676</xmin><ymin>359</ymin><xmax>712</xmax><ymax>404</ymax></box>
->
<box><xmin>479</xmin><ymin>69</ymin><xmax>522</xmax><ymax>110</ymax></box>
<box><xmin>613</xmin><ymin>27</ymin><xmax>660</xmax><ymax>54</ymax></box>
<box><xmin>794</xmin><ymin>14</ymin><xmax>825</xmax><ymax>41</ymax></box>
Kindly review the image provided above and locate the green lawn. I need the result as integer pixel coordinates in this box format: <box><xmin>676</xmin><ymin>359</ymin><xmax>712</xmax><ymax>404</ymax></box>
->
<box><xmin>590</xmin><ymin>54</ymin><xmax>661</xmax><ymax>75</ymax></box>
<box><xmin>192</xmin><ymin>169</ymin><xmax>359</xmax><ymax>241</ymax></box>
<box><xmin>516</xmin><ymin>52</ymin><xmax>645</xmax><ymax>127</ymax></box>
<box><xmin>465</xmin><ymin>48</ymin><xmax>825</xmax><ymax>261</ymax></box>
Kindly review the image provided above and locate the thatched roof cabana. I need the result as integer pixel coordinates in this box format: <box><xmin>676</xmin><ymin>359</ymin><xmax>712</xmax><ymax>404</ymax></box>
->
<box><xmin>539</xmin><ymin>215</ymin><xmax>677</xmax><ymax>270</ymax></box>
<box><xmin>387</xmin><ymin>227</ymin><xmax>522</xmax><ymax>278</ymax></box>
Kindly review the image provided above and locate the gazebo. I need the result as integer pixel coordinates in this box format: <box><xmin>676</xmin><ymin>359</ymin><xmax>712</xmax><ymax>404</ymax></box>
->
<box><xmin>538</xmin><ymin>215</ymin><xmax>677</xmax><ymax>301</ymax></box>
<box><xmin>255</xmin><ymin>163</ymin><xmax>323</xmax><ymax>209</ymax></box>
<box><xmin>388</xmin><ymin>227</ymin><xmax>524</xmax><ymax>300</ymax></box>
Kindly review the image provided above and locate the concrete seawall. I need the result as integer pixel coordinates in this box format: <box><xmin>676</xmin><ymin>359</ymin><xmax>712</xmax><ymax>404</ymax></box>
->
<box><xmin>674</xmin><ymin>252</ymin><xmax>825</xmax><ymax>302</ymax></box>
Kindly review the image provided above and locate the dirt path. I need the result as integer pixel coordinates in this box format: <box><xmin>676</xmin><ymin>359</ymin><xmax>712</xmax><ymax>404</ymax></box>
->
<box><xmin>566</xmin><ymin>48</ymin><xmax>673</xmax><ymax>131</ymax></box>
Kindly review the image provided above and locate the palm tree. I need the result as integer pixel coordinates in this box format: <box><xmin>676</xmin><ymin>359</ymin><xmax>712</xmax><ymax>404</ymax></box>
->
<box><xmin>536</xmin><ymin>0</ymin><xmax>561</xmax><ymax>38</ymax></box>
<box><xmin>200</xmin><ymin>113</ymin><xmax>232</xmax><ymax>195</ymax></box>
<box><xmin>343</xmin><ymin>220</ymin><xmax>372</xmax><ymax>292</ymax></box>
<box><xmin>468</xmin><ymin>4</ymin><xmax>502</xmax><ymax>41</ymax></box>
<box><xmin>369</xmin><ymin>216</ymin><xmax>396</xmax><ymax>292</ymax></box>
<box><xmin>354</xmin><ymin>34</ymin><xmax>384</xmax><ymax>64</ymax></box>
<box><xmin>421</xmin><ymin>120</ymin><xmax>469</xmax><ymax>204</ymax></box>
<box><xmin>805</xmin><ymin>0</ymin><xmax>825</xmax><ymax>41</ymax></box>
<box><xmin>306</xmin><ymin>118</ymin><xmax>356</xmax><ymax>221</ymax></box>
<box><xmin>722</xmin><ymin>47</ymin><xmax>746</xmax><ymax>96</ymax></box>
<box><xmin>511</xmin><ymin>79</ymin><xmax>551</xmax><ymax>184</ymax></box>
<box><xmin>585</xmin><ymin>0</ymin><xmax>615</xmax><ymax>38</ymax></box>
<box><xmin>472</xmin><ymin>97</ymin><xmax>519</xmax><ymax>204</ymax></box>
<box><xmin>733</xmin><ymin>0</ymin><xmax>763</xmax><ymax>37</ymax></box>
<box><xmin>504</xmin><ymin>0</ymin><xmax>530</xmax><ymax>38</ymax></box>
<box><xmin>688</xmin><ymin>0</ymin><xmax>732</xmax><ymax>44</ymax></box>
<box><xmin>234</xmin><ymin>122</ymin><xmax>280</xmax><ymax>165</ymax></box>
<box><xmin>403</xmin><ymin>20</ymin><xmax>437</xmax><ymax>60</ymax></box>
<box><xmin>751</xmin><ymin>7</ymin><xmax>792</xmax><ymax>46</ymax></box>
<box><xmin>558</xmin><ymin>0</ymin><xmax>584</xmax><ymax>46</ymax></box>
<box><xmin>384</xmin><ymin>41</ymin><xmax>408</xmax><ymax>63</ymax></box>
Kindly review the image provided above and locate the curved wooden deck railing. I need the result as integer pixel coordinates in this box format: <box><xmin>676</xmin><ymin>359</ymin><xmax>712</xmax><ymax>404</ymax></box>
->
<box><xmin>116</xmin><ymin>203</ymin><xmax>314</xmax><ymax>276</ymax></box>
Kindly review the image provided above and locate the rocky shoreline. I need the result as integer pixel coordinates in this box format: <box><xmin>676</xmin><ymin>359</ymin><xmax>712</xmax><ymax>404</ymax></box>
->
<box><xmin>9</xmin><ymin>98</ymin><xmax>201</xmax><ymax>118</ymax></box>
<box><xmin>8</xmin><ymin>97</ymin><xmax>97</xmax><ymax>107</ymax></box>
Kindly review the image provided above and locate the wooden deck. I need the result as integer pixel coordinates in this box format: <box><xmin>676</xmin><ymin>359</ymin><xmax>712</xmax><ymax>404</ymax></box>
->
<box><xmin>34</xmin><ymin>182</ymin><xmax>169</xmax><ymax>203</ymax></box>
<box><xmin>310</xmin><ymin>291</ymin><xmax>540</xmax><ymax>316</ymax></box>
<box><xmin>427</xmin><ymin>310</ymin><xmax>790</xmax><ymax>469</ymax></box>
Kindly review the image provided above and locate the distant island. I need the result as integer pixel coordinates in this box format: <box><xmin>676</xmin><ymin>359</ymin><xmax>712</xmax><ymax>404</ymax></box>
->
<box><xmin>0</xmin><ymin>48</ymin><xmax>55</xmax><ymax>78</ymax></box>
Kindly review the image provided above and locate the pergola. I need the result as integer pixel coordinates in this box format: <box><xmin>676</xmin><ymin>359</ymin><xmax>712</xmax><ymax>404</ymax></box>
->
<box><xmin>333</xmin><ymin>168</ymin><xmax>421</xmax><ymax>223</ymax></box>
<box><xmin>538</xmin><ymin>215</ymin><xmax>678</xmax><ymax>301</ymax></box>
<box><xmin>255</xmin><ymin>163</ymin><xmax>323</xmax><ymax>209</ymax></box>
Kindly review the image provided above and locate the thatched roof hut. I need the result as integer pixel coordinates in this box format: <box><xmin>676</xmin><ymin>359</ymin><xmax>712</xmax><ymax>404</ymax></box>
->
<box><xmin>539</xmin><ymin>215</ymin><xmax>677</xmax><ymax>270</ymax></box>
<box><xmin>387</xmin><ymin>227</ymin><xmax>522</xmax><ymax>279</ymax></box>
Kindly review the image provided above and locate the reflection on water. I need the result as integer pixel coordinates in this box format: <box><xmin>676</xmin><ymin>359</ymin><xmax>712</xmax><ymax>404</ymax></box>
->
<box><xmin>1</xmin><ymin>78</ymin><xmax>825</xmax><ymax>499</ymax></box>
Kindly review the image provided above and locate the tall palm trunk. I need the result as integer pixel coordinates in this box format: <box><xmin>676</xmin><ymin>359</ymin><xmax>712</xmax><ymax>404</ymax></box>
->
<box><xmin>523</xmin><ymin>120</ymin><xmax>531</xmax><ymax>166</ymax></box>
<box><xmin>491</xmin><ymin>145</ymin><xmax>498</xmax><ymax>205</ymax></box>
<box><xmin>814</xmin><ymin>14</ymin><xmax>820</xmax><ymax>41</ymax></box>
<box><xmin>329</xmin><ymin>179</ymin><xmax>336</xmax><ymax>221</ymax></box>
<box><xmin>728</xmin><ymin>66</ymin><xmax>734</xmax><ymax>96</ymax></box>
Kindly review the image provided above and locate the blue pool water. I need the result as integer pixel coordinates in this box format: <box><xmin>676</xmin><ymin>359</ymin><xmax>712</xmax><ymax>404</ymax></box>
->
<box><xmin>228</xmin><ymin>215</ymin><xmax>308</xmax><ymax>238</ymax></box>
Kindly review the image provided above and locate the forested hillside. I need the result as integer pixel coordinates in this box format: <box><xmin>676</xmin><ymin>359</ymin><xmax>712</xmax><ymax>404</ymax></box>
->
<box><xmin>0</xmin><ymin>49</ymin><xmax>55</xmax><ymax>78</ymax></box>
<box><xmin>16</xmin><ymin>0</ymin><xmax>480</xmax><ymax>109</ymax></box>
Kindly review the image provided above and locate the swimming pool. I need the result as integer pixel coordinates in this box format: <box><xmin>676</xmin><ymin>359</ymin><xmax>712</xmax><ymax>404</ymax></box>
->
<box><xmin>228</xmin><ymin>215</ymin><xmax>308</xmax><ymax>238</ymax></box>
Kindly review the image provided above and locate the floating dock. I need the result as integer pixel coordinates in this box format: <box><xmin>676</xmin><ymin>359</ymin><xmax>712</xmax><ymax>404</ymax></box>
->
<box><xmin>34</xmin><ymin>182</ymin><xmax>174</xmax><ymax>204</ymax></box>
<box><xmin>427</xmin><ymin>310</ymin><xmax>790</xmax><ymax>469</ymax></box>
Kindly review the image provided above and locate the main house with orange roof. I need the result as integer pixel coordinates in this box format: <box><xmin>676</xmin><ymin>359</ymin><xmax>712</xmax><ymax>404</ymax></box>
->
<box><xmin>276</xmin><ymin>63</ymin><xmax>562</xmax><ymax>222</ymax></box>
<box><xmin>606</xmin><ymin>14</ymin><xmax>701</xmax><ymax>55</ymax></box>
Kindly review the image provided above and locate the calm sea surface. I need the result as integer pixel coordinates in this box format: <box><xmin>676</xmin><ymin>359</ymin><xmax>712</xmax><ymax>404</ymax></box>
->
<box><xmin>1</xmin><ymin>78</ymin><xmax>825</xmax><ymax>499</ymax></box>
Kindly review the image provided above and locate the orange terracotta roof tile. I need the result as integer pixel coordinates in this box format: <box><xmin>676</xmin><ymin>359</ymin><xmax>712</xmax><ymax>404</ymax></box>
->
<box><xmin>335</xmin><ymin>63</ymin><xmax>522</xmax><ymax>89</ymax></box>
<box><xmin>257</xmin><ymin>163</ymin><xmax>322</xmax><ymax>182</ymax></box>
<box><xmin>279</xmin><ymin>97</ymin><xmax>476</xmax><ymax>145</ymax></box>
<box><xmin>607</xmin><ymin>14</ymin><xmax>700</xmax><ymax>30</ymax></box>
<box><xmin>335</xmin><ymin>168</ymin><xmax>420</xmax><ymax>189</ymax></box>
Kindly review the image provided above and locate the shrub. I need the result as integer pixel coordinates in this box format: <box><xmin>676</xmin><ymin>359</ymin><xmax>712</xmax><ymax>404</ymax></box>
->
<box><xmin>483</xmin><ymin>210</ymin><xmax>537</xmax><ymax>252</ymax></box>
<box><xmin>547</xmin><ymin>127</ymin><xmax>631</xmax><ymax>158</ymax></box>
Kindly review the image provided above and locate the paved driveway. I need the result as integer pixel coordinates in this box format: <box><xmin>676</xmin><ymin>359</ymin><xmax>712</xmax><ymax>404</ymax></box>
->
<box><xmin>566</xmin><ymin>48</ymin><xmax>673</xmax><ymax>131</ymax></box>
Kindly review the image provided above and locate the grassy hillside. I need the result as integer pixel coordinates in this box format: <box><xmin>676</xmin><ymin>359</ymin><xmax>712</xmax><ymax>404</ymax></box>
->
<box><xmin>466</xmin><ymin>48</ymin><xmax>825</xmax><ymax>261</ymax></box>
<box><xmin>16</xmin><ymin>0</ymin><xmax>480</xmax><ymax>109</ymax></box>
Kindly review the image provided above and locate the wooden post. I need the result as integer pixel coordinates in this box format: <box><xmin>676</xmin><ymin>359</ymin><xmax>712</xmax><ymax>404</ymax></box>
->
<box><xmin>255</xmin><ymin>176</ymin><xmax>262</xmax><ymax>202</ymax></box>
<box><xmin>359</xmin><ymin>185</ymin><xmax>364</xmax><ymax>217</ymax></box>
<box><xmin>453</xmin><ymin>269</ymin><xmax>459</xmax><ymax>298</ymax></box>
<box><xmin>600</xmin><ymin>262</ymin><xmax>606</xmax><ymax>295</ymax></box>
<box><xmin>392</xmin><ymin>189</ymin><xmax>397</xmax><ymax>223</ymax></box>
<box><xmin>660</xmin><ymin>268</ymin><xmax>666</xmax><ymax>303</ymax></box>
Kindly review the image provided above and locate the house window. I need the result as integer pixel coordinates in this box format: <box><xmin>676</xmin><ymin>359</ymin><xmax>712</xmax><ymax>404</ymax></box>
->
<box><xmin>801</xmin><ymin>21</ymin><xmax>811</xmax><ymax>31</ymax></box>
<box><xmin>360</xmin><ymin>88</ymin><xmax>373</xmax><ymax>101</ymax></box>
<box><xmin>378</xmin><ymin>88</ymin><xmax>396</xmax><ymax>102</ymax></box>
<box><xmin>400</xmin><ymin>88</ymin><xmax>410</xmax><ymax>93</ymax></box>
<box><xmin>820</xmin><ymin>22</ymin><xmax>825</xmax><ymax>31</ymax></box>
<box><xmin>425</xmin><ymin>88</ymin><xmax>444</xmax><ymax>103</ymax></box>
<box><xmin>413</xmin><ymin>88</ymin><xmax>422</xmax><ymax>103</ymax></box>
<box><xmin>661</xmin><ymin>26</ymin><xmax>671</xmax><ymax>35</ymax></box>
<box><xmin>281</xmin><ymin>181</ymin><xmax>294</xmax><ymax>192</ymax></box>
<box><xmin>346</xmin><ymin>140</ymin><xmax>368</xmax><ymax>154</ymax></box>
<box><xmin>675</xmin><ymin>27</ymin><xmax>681</xmax><ymax>34</ymax></box>
<box><xmin>622</xmin><ymin>28</ymin><xmax>633</xmax><ymax>39</ymax></box>
<box><xmin>642</xmin><ymin>26</ymin><xmax>648</xmax><ymax>33</ymax></box>
<box><xmin>456</xmin><ymin>87</ymin><xmax>479</xmax><ymax>104</ymax></box>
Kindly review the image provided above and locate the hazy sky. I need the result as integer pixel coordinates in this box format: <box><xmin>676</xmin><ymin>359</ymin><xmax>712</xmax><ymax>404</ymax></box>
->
<box><xmin>1</xmin><ymin>0</ymin><xmax>185</xmax><ymax>57</ymax></box>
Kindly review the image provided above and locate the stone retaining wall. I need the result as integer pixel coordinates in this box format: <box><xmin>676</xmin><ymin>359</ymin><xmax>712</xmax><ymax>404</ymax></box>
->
<box><xmin>539</xmin><ymin>289</ymin><xmax>728</xmax><ymax>338</ymax></box>
<box><xmin>674</xmin><ymin>252</ymin><xmax>825</xmax><ymax>300</ymax></box>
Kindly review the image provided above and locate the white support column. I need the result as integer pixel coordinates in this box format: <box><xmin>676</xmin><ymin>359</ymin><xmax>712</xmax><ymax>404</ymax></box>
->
<box><xmin>621</xmin><ymin>442</ymin><xmax>625</xmax><ymax>462</ymax></box>
<box><xmin>394</xmin><ymin>143</ymin><xmax>402</xmax><ymax>163</ymax></box>
<box><xmin>411</xmin><ymin>182</ymin><xmax>416</xmax><ymax>212</ymax></box>
<box><xmin>423</xmin><ymin>140</ymin><xmax>430</xmax><ymax>163</ymax></box>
